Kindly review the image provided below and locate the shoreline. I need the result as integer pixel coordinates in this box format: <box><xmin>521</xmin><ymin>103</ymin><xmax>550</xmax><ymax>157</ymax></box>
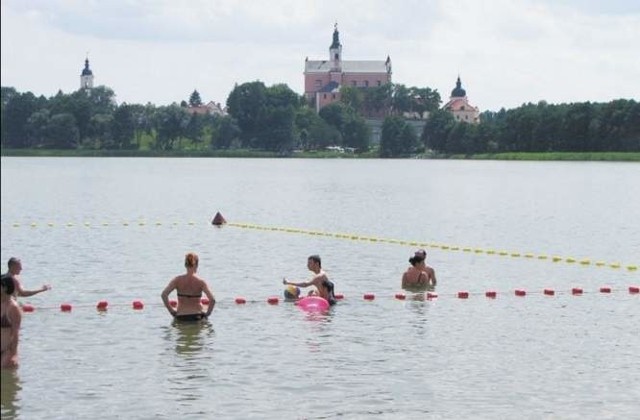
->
<box><xmin>1</xmin><ymin>148</ymin><xmax>639</xmax><ymax>161</ymax></box>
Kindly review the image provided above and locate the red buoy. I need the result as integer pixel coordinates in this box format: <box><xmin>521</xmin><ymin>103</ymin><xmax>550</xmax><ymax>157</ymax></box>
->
<box><xmin>363</xmin><ymin>293</ymin><xmax>375</xmax><ymax>300</ymax></box>
<box><xmin>572</xmin><ymin>287</ymin><xmax>583</xmax><ymax>295</ymax></box>
<box><xmin>599</xmin><ymin>286</ymin><xmax>611</xmax><ymax>293</ymax></box>
<box><xmin>543</xmin><ymin>289</ymin><xmax>555</xmax><ymax>296</ymax></box>
<box><xmin>22</xmin><ymin>304</ymin><xmax>35</xmax><ymax>312</ymax></box>
<box><xmin>96</xmin><ymin>300</ymin><xmax>108</xmax><ymax>311</ymax></box>
<box><xmin>426</xmin><ymin>292</ymin><xmax>438</xmax><ymax>300</ymax></box>
<box><xmin>235</xmin><ymin>297</ymin><xmax>247</xmax><ymax>304</ymax></box>
<box><xmin>629</xmin><ymin>286</ymin><xmax>639</xmax><ymax>294</ymax></box>
<box><xmin>515</xmin><ymin>289</ymin><xmax>526</xmax><ymax>297</ymax></box>
<box><xmin>335</xmin><ymin>293</ymin><xmax>345</xmax><ymax>300</ymax></box>
<box><xmin>395</xmin><ymin>293</ymin><xmax>406</xmax><ymax>300</ymax></box>
<box><xmin>211</xmin><ymin>212</ymin><xmax>227</xmax><ymax>226</ymax></box>
<box><xmin>267</xmin><ymin>296</ymin><xmax>279</xmax><ymax>305</ymax></box>
<box><xmin>169</xmin><ymin>299</ymin><xmax>177</xmax><ymax>308</ymax></box>
<box><xmin>132</xmin><ymin>300</ymin><xmax>144</xmax><ymax>310</ymax></box>
<box><xmin>60</xmin><ymin>303</ymin><xmax>72</xmax><ymax>312</ymax></box>
<box><xmin>485</xmin><ymin>291</ymin><xmax>497</xmax><ymax>298</ymax></box>
<box><xmin>457</xmin><ymin>291</ymin><xmax>469</xmax><ymax>299</ymax></box>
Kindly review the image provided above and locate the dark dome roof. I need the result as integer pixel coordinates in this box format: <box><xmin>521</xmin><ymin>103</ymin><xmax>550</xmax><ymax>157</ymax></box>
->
<box><xmin>81</xmin><ymin>59</ymin><xmax>93</xmax><ymax>76</ymax></box>
<box><xmin>451</xmin><ymin>76</ymin><xmax>466</xmax><ymax>97</ymax></box>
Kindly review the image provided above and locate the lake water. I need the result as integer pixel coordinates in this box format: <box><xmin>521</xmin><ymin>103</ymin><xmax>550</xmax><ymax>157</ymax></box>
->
<box><xmin>1</xmin><ymin>157</ymin><xmax>639</xmax><ymax>419</ymax></box>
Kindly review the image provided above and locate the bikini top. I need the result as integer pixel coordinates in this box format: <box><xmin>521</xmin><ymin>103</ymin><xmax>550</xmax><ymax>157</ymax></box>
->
<box><xmin>177</xmin><ymin>292</ymin><xmax>202</xmax><ymax>298</ymax></box>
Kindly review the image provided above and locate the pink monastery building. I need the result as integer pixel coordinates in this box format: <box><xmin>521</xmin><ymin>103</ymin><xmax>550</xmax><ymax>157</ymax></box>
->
<box><xmin>304</xmin><ymin>24</ymin><xmax>392</xmax><ymax>113</ymax></box>
<box><xmin>443</xmin><ymin>76</ymin><xmax>480</xmax><ymax>124</ymax></box>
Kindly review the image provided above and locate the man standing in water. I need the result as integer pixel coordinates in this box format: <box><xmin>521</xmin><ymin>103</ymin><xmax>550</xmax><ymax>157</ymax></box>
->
<box><xmin>414</xmin><ymin>249</ymin><xmax>437</xmax><ymax>286</ymax></box>
<box><xmin>3</xmin><ymin>258</ymin><xmax>51</xmax><ymax>298</ymax></box>
<box><xmin>283</xmin><ymin>255</ymin><xmax>337</xmax><ymax>305</ymax></box>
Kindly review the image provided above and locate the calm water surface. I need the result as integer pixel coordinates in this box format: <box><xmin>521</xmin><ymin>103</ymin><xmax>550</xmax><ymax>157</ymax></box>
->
<box><xmin>1</xmin><ymin>157</ymin><xmax>639</xmax><ymax>419</ymax></box>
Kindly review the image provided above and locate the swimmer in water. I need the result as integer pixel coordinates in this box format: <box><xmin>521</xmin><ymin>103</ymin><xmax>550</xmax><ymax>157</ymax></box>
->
<box><xmin>161</xmin><ymin>252</ymin><xmax>216</xmax><ymax>322</ymax></box>
<box><xmin>3</xmin><ymin>257</ymin><xmax>51</xmax><ymax>299</ymax></box>
<box><xmin>402</xmin><ymin>249</ymin><xmax>437</xmax><ymax>290</ymax></box>
<box><xmin>1</xmin><ymin>275</ymin><xmax>22</xmax><ymax>369</ymax></box>
<box><xmin>283</xmin><ymin>255</ymin><xmax>337</xmax><ymax>305</ymax></box>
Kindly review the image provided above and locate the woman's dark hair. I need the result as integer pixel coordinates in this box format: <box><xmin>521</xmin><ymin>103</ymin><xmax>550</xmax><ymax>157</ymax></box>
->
<box><xmin>409</xmin><ymin>254</ymin><xmax>425</xmax><ymax>266</ymax></box>
<box><xmin>1</xmin><ymin>274</ymin><xmax>15</xmax><ymax>295</ymax></box>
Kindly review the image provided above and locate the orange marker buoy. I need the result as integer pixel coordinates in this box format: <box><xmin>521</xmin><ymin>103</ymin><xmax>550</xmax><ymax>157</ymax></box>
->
<box><xmin>60</xmin><ymin>303</ymin><xmax>73</xmax><ymax>312</ymax></box>
<box><xmin>335</xmin><ymin>293</ymin><xmax>344</xmax><ymax>300</ymax></box>
<box><xmin>22</xmin><ymin>304</ymin><xmax>35</xmax><ymax>312</ymax></box>
<box><xmin>132</xmin><ymin>300</ymin><xmax>144</xmax><ymax>310</ymax></box>
<box><xmin>201</xmin><ymin>298</ymin><xmax>210</xmax><ymax>305</ymax></box>
<box><xmin>267</xmin><ymin>296</ymin><xmax>279</xmax><ymax>305</ymax></box>
<box><xmin>572</xmin><ymin>287</ymin><xmax>583</xmax><ymax>295</ymax></box>
<box><xmin>485</xmin><ymin>291</ymin><xmax>497</xmax><ymax>298</ymax></box>
<box><xmin>629</xmin><ymin>286</ymin><xmax>639</xmax><ymax>294</ymax></box>
<box><xmin>235</xmin><ymin>297</ymin><xmax>247</xmax><ymax>304</ymax></box>
<box><xmin>96</xmin><ymin>300</ymin><xmax>108</xmax><ymax>311</ymax></box>
<box><xmin>363</xmin><ymin>293</ymin><xmax>375</xmax><ymax>300</ymax></box>
<box><xmin>599</xmin><ymin>286</ymin><xmax>612</xmax><ymax>293</ymax></box>
<box><xmin>457</xmin><ymin>291</ymin><xmax>469</xmax><ymax>299</ymax></box>
<box><xmin>543</xmin><ymin>289</ymin><xmax>555</xmax><ymax>296</ymax></box>
<box><xmin>515</xmin><ymin>289</ymin><xmax>526</xmax><ymax>297</ymax></box>
<box><xmin>211</xmin><ymin>212</ymin><xmax>227</xmax><ymax>226</ymax></box>
<box><xmin>395</xmin><ymin>293</ymin><xmax>406</xmax><ymax>300</ymax></box>
<box><xmin>169</xmin><ymin>299</ymin><xmax>177</xmax><ymax>308</ymax></box>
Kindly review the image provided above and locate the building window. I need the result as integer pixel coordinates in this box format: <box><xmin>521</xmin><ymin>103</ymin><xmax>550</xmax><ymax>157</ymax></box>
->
<box><xmin>377</xmin><ymin>80</ymin><xmax>381</xmax><ymax>86</ymax></box>
<box><xmin>364</xmin><ymin>80</ymin><xmax>369</xmax><ymax>87</ymax></box>
<box><xmin>460</xmin><ymin>106</ymin><xmax>465</xmax><ymax>110</ymax></box>
<box><xmin>351</xmin><ymin>81</ymin><xmax>357</xmax><ymax>87</ymax></box>
<box><xmin>332</xmin><ymin>93</ymin><xmax>336</xmax><ymax>99</ymax></box>
<box><xmin>334</xmin><ymin>53</ymin><xmax>339</xmax><ymax>60</ymax></box>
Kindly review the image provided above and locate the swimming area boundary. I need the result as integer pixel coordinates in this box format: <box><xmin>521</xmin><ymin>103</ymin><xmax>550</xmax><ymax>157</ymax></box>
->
<box><xmin>4</xmin><ymin>218</ymin><xmax>638</xmax><ymax>272</ymax></box>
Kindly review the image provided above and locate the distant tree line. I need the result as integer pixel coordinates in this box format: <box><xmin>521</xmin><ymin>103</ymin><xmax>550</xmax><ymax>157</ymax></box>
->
<box><xmin>421</xmin><ymin>100</ymin><xmax>640</xmax><ymax>155</ymax></box>
<box><xmin>2</xmin><ymin>84</ymin><xmax>638</xmax><ymax>157</ymax></box>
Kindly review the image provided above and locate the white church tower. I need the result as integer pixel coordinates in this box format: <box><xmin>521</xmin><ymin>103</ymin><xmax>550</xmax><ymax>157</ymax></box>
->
<box><xmin>80</xmin><ymin>57</ymin><xmax>94</xmax><ymax>89</ymax></box>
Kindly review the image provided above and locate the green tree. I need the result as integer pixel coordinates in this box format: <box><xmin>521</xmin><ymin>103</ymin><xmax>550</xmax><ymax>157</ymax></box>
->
<box><xmin>226</xmin><ymin>81</ymin><xmax>268</xmax><ymax>148</ymax></box>
<box><xmin>211</xmin><ymin>116</ymin><xmax>240</xmax><ymax>149</ymax></box>
<box><xmin>379</xmin><ymin>116</ymin><xmax>418</xmax><ymax>157</ymax></box>
<box><xmin>339</xmin><ymin>86</ymin><xmax>364</xmax><ymax>112</ymax></box>
<box><xmin>25</xmin><ymin>109</ymin><xmax>51</xmax><ymax>148</ymax></box>
<box><xmin>154</xmin><ymin>105</ymin><xmax>190</xmax><ymax>150</ymax></box>
<box><xmin>112</xmin><ymin>104</ymin><xmax>136</xmax><ymax>149</ymax></box>
<box><xmin>47</xmin><ymin>113</ymin><xmax>79</xmax><ymax>149</ymax></box>
<box><xmin>189</xmin><ymin>90</ymin><xmax>203</xmax><ymax>107</ymax></box>
<box><xmin>422</xmin><ymin>110</ymin><xmax>455</xmax><ymax>152</ymax></box>
<box><xmin>2</xmin><ymin>91</ymin><xmax>43</xmax><ymax>147</ymax></box>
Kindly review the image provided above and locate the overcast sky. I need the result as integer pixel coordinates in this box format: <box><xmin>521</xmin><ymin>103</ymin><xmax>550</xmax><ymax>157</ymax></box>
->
<box><xmin>2</xmin><ymin>0</ymin><xmax>639</xmax><ymax>112</ymax></box>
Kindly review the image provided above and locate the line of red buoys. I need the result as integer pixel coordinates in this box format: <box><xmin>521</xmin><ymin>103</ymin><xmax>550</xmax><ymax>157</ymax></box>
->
<box><xmin>14</xmin><ymin>285</ymin><xmax>638</xmax><ymax>313</ymax></box>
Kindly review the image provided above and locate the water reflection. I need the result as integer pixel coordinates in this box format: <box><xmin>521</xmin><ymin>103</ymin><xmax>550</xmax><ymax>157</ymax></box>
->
<box><xmin>406</xmin><ymin>294</ymin><xmax>432</xmax><ymax>337</ymax></box>
<box><xmin>162</xmin><ymin>320</ymin><xmax>215</xmax><ymax>357</ymax></box>
<box><xmin>303</xmin><ymin>308</ymin><xmax>335</xmax><ymax>353</ymax></box>
<box><xmin>0</xmin><ymin>369</ymin><xmax>21</xmax><ymax>419</ymax></box>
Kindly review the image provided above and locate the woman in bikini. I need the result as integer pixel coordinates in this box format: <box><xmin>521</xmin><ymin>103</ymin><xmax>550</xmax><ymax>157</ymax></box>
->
<box><xmin>1</xmin><ymin>274</ymin><xmax>22</xmax><ymax>369</ymax></box>
<box><xmin>161</xmin><ymin>252</ymin><xmax>216</xmax><ymax>322</ymax></box>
